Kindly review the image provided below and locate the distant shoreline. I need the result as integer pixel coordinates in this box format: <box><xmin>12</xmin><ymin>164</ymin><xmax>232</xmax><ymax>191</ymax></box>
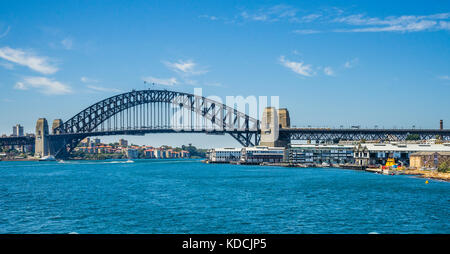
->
<box><xmin>2</xmin><ymin>158</ymin><xmax>448</xmax><ymax>182</ymax></box>
<box><xmin>0</xmin><ymin>157</ymin><xmax>203</xmax><ymax>162</ymax></box>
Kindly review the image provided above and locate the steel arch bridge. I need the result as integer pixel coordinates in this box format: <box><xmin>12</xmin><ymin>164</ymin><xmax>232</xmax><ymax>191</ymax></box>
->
<box><xmin>50</xmin><ymin>89</ymin><xmax>260</xmax><ymax>158</ymax></box>
<box><xmin>3</xmin><ymin>89</ymin><xmax>448</xmax><ymax>158</ymax></box>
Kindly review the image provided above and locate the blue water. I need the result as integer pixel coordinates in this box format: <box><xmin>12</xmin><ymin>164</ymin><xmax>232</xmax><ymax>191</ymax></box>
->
<box><xmin>0</xmin><ymin>159</ymin><xmax>448</xmax><ymax>234</ymax></box>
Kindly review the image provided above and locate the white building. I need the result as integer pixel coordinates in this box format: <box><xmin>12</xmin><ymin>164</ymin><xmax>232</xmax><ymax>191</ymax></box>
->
<box><xmin>208</xmin><ymin>148</ymin><xmax>242</xmax><ymax>162</ymax></box>
<box><xmin>240</xmin><ymin>146</ymin><xmax>285</xmax><ymax>164</ymax></box>
<box><xmin>286</xmin><ymin>144</ymin><xmax>354</xmax><ymax>164</ymax></box>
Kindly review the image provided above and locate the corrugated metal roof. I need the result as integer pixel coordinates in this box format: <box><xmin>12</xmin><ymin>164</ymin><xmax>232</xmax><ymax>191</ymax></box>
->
<box><xmin>290</xmin><ymin>144</ymin><xmax>355</xmax><ymax>149</ymax></box>
<box><xmin>212</xmin><ymin>148</ymin><xmax>242</xmax><ymax>152</ymax></box>
<box><xmin>360</xmin><ymin>143</ymin><xmax>450</xmax><ymax>152</ymax></box>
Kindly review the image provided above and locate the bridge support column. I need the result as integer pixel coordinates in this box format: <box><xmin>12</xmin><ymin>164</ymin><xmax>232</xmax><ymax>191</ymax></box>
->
<box><xmin>35</xmin><ymin>118</ymin><xmax>50</xmax><ymax>157</ymax></box>
<box><xmin>52</xmin><ymin>119</ymin><xmax>63</xmax><ymax>134</ymax></box>
<box><xmin>260</xmin><ymin>107</ymin><xmax>291</xmax><ymax>147</ymax></box>
<box><xmin>49</xmin><ymin>119</ymin><xmax>67</xmax><ymax>157</ymax></box>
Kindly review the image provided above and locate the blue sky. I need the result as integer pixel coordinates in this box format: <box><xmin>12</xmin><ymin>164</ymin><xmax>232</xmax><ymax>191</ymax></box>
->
<box><xmin>0</xmin><ymin>0</ymin><xmax>449</xmax><ymax>147</ymax></box>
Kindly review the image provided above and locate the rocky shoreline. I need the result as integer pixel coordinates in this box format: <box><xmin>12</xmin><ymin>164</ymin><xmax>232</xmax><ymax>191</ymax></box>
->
<box><xmin>401</xmin><ymin>169</ymin><xmax>450</xmax><ymax>182</ymax></box>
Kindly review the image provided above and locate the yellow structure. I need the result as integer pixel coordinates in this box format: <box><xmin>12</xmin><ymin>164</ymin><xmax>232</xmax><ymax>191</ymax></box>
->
<box><xmin>385</xmin><ymin>158</ymin><xmax>396</xmax><ymax>167</ymax></box>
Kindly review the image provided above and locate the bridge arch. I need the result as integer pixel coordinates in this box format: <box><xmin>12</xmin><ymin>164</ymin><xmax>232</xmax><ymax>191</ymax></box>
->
<box><xmin>51</xmin><ymin>89</ymin><xmax>261</xmax><ymax>157</ymax></box>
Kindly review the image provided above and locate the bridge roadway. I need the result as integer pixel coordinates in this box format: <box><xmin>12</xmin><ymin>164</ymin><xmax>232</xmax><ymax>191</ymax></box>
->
<box><xmin>281</xmin><ymin>128</ymin><xmax>450</xmax><ymax>141</ymax></box>
<box><xmin>52</xmin><ymin>127</ymin><xmax>450</xmax><ymax>141</ymax></box>
<box><xmin>2</xmin><ymin>127</ymin><xmax>449</xmax><ymax>148</ymax></box>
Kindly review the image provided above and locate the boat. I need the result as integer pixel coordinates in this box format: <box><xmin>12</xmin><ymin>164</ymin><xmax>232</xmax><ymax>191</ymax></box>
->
<box><xmin>39</xmin><ymin>155</ymin><xmax>56</xmax><ymax>161</ymax></box>
<box><xmin>321</xmin><ymin>162</ymin><xmax>330</xmax><ymax>167</ymax></box>
<box><xmin>125</xmin><ymin>159</ymin><xmax>134</xmax><ymax>163</ymax></box>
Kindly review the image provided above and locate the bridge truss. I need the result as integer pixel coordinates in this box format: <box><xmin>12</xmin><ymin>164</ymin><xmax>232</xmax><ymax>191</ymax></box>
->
<box><xmin>51</xmin><ymin>89</ymin><xmax>260</xmax><ymax>157</ymax></box>
<box><xmin>283</xmin><ymin>128</ymin><xmax>450</xmax><ymax>142</ymax></box>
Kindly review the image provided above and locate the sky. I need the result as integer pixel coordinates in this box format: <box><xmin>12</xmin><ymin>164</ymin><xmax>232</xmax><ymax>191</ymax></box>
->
<box><xmin>0</xmin><ymin>0</ymin><xmax>449</xmax><ymax>148</ymax></box>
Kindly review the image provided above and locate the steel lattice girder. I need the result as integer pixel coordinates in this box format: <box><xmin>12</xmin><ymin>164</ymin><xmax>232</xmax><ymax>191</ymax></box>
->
<box><xmin>52</xmin><ymin>89</ymin><xmax>260</xmax><ymax>147</ymax></box>
<box><xmin>282</xmin><ymin>129</ymin><xmax>450</xmax><ymax>141</ymax></box>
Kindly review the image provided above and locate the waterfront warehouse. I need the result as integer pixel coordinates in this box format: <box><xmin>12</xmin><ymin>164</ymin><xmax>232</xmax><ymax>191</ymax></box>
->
<box><xmin>208</xmin><ymin>148</ymin><xmax>242</xmax><ymax>163</ymax></box>
<box><xmin>285</xmin><ymin>144</ymin><xmax>354</xmax><ymax>164</ymax></box>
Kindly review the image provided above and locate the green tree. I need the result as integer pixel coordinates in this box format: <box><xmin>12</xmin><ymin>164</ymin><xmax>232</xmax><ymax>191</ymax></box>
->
<box><xmin>181</xmin><ymin>144</ymin><xmax>206</xmax><ymax>158</ymax></box>
<box><xmin>437</xmin><ymin>161</ymin><xmax>449</xmax><ymax>173</ymax></box>
<box><xmin>406</xmin><ymin>134</ymin><xmax>420</xmax><ymax>140</ymax></box>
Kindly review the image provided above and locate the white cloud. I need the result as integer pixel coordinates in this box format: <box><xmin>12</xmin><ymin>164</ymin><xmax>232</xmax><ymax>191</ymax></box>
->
<box><xmin>234</xmin><ymin>7</ymin><xmax>450</xmax><ymax>33</ymax></box>
<box><xmin>163</xmin><ymin>59</ymin><xmax>208</xmax><ymax>76</ymax></box>
<box><xmin>87</xmin><ymin>85</ymin><xmax>121</xmax><ymax>93</ymax></box>
<box><xmin>81</xmin><ymin>76</ymin><xmax>99</xmax><ymax>83</ymax></box>
<box><xmin>14</xmin><ymin>81</ymin><xmax>26</xmax><ymax>90</ymax></box>
<box><xmin>143</xmin><ymin>76</ymin><xmax>178</xmax><ymax>86</ymax></box>
<box><xmin>14</xmin><ymin>77</ymin><xmax>72</xmax><ymax>95</ymax></box>
<box><xmin>293</xmin><ymin>29</ymin><xmax>321</xmax><ymax>34</ymax></box>
<box><xmin>199</xmin><ymin>15</ymin><xmax>219</xmax><ymax>21</ymax></box>
<box><xmin>340</xmin><ymin>20</ymin><xmax>436</xmax><ymax>32</ymax></box>
<box><xmin>61</xmin><ymin>38</ymin><xmax>73</xmax><ymax>50</ymax></box>
<box><xmin>344</xmin><ymin>58</ymin><xmax>359</xmax><ymax>68</ymax></box>
<box><xmin>279</xmin><ymin>56</ymin><xmax>314</xmax><ymax>77</ymax></box>
<box><xmin>0</xmin><ymin>47</ymin><xmax>58</xmax><ymax>74</ymax></box>
<box><xmin>241</xmin><ymin>11</ymin><xmax>268</xmax><ymax>21</ymax></box>
<box><xmin>300</xmin><ymin>14</ymin><xmax>322</xmax><ymax>23</ymax></box>
<box><xmin>241</xmin><ymin>4</ymin><xmax>298</xmax><ymax>23</ymax></box>
<box><xmin>333</xmin><ymin>12</ymin><xmax>450</xmax><ymax>33</ymax></box>
<box><xmin>292</xmin><ymin>50</ymin><xmax>301</xmax><ymax>55</ymax></box>
<box><xmin>438</xmin><ymin>75</ymin><xmax>450</xmax><ymax>80</ymax></box>
<box><xmin>324</xmin><ymin>67</ymin><xmax>335</xmax><ymax>76</ymax></box>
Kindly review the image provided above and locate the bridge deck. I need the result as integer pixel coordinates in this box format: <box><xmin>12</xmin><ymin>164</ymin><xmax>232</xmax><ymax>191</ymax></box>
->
<box><xmin>281</xmin><ymin>128</ymin><xmax>450</xmax><ymax>141</ymax></box>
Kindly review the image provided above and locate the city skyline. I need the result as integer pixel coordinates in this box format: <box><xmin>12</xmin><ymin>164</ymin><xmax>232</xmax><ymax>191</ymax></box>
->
<box><xmin>1</xmin><ymin>0</ymin><xmax>449</xmax><ymax>148</ymax></box>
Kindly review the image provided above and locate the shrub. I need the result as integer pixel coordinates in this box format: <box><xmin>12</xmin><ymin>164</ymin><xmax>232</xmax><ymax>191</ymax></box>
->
<box><xmin>437</xmin><ymin>162</ymin><xmax>449</xmax><ymax>173</ymax></box>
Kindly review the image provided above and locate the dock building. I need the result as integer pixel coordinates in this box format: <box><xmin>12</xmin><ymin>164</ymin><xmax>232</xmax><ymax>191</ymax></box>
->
<box><xmin>208</xmin><ymin>148</ymin><xmax>242</xmax><ymax>163</ymax></box>
<box><xmin>285</xmin><ymin>144</ymin><xmax>354</xmax><ymax>164</ymax></box>
<box><xmin>240</xmin><ymin>146</ymin><xmax>285</xmax><ymax>164</ymax></box>
<box><xmin>353</xmin><ymin>143</ymin><xmax>450</xmax><ymax>167</ymax></box>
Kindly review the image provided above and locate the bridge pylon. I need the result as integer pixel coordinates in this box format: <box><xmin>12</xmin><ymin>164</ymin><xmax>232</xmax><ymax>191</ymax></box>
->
<box><xmin>260</xmin><ymin>107</ymin><xmax>291</xmax><ymax>147</ymax></box>
<box><xmin>49</xmin><ymin>119</ymin><xmax>69</xmax><ymax>157</ymax></box>
<box><xmin>35</xmin><ymin>118</ymin><xmax>50</xmax><ymax>157</ymax></box>
<box><xmin>52</xmin><ymin>119</ymin><xmax>63</xmax><ymax>134</ymax></box>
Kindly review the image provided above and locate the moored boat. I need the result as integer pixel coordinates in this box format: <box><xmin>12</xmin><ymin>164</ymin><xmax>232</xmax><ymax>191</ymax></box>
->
<box><xmin>38</xmin><ymin>155</ymin><xmax>56</xmax><ymax>161</ymax></box>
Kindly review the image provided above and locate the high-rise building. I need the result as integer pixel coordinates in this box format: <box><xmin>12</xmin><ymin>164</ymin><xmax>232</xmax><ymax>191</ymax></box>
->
<box><xmin>12</xmin><ymin>124</ymin><xmax>24</xmax><ymax>137</ymax></box>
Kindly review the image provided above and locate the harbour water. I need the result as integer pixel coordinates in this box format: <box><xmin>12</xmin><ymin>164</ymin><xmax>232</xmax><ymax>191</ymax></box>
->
<box><xmin>0</xmin><ymin>159</ymin><xmax>448</xmax><ymax>234</ymax></box>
